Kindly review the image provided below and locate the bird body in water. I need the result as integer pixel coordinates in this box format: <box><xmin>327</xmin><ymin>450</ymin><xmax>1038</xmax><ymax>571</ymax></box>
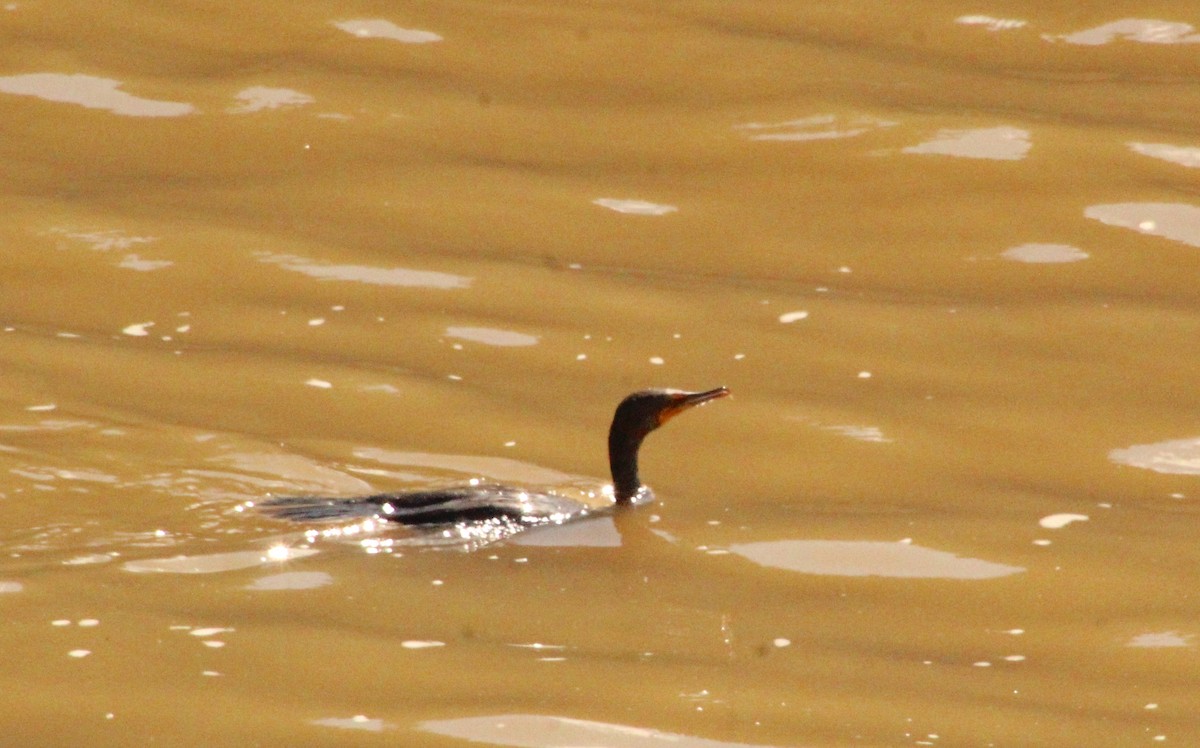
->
<box><xmin>261</xmin><ymin>387</ymin><xmax>729</xmax><ymax>536</ymax></box>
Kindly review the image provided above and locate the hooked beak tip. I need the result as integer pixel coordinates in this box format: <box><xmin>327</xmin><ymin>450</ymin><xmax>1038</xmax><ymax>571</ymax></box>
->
<box><xmin>661</xmin><ymin>386</ymin><xmax>730</xmax><ymax>423</ymax></box>
<box><xmin>688</xmin><ymin>386</ymin><xmax>730</xmax><ymax>405</ymax></box>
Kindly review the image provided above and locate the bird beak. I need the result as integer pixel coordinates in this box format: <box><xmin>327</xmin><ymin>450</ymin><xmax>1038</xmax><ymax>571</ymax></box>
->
<box><xmin>660</xmin><ymin>386</ymin><xmax>730</xmax><ymax>423</ymax></box>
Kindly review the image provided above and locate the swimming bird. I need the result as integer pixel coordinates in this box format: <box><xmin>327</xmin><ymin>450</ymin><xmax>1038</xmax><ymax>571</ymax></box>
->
<box><xmin>261</xmin><ymin>387</ymin><xmax>729</xmax><ymax>535</ymax></box>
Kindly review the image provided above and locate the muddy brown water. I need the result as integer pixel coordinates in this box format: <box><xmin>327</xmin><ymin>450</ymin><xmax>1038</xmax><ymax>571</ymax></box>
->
<box><xmin>2</xmin><ymin>3</ymin><xmax>1200</xmax><ymax>746</ymax></box>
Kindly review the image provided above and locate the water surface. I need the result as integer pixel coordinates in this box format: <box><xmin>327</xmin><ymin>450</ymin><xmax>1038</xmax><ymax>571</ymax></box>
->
<box><xmin>2</xmin><ymin>2</ymin><xmax>1200</xmax><ymax>745</ymax></box>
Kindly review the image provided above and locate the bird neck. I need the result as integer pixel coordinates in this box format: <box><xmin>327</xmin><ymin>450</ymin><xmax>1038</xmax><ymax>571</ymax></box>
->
<box><xmin>608</xmin><ymin>429</ymin><xmax>647</xmax><ymax>504</ymax></box>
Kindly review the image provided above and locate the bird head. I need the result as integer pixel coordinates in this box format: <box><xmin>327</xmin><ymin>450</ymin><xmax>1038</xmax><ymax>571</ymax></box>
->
<box><xmin>611</xmin><ymin>386</ymin><xmax>730</xmax><ymax>441</ymax></box>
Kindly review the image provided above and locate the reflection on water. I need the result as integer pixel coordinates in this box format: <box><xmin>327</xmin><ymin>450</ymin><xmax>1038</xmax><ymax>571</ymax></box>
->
<box><xmin>256</xmin><ymin>252</ymin><xmax>471</xmax><ymax>289</ymax></box>
<box><xmin>509</xmin><ymin>515</ymin><xmax>621</xmax><ymax>547</ymax></box>
<box><xmin>351</xmin><ymin>448</ymin><xmax>595</xmax><ymax>489</ymax></box>
<box><xmin>122</xmin><ymin>546</ymin><xmax>319</xmax><ymax>574</ymax></box>
<box><xmin>47</xmin><ymin>227</ymin><xmax>160</xmax><ymax>255</ymax></box>
<box><xmin>214</xmin><ymin>451</ymin><xmax>374</xmax><ymax>495</ymax></box>
<box><xmin>1048</xmin><ymin>19</ymin><xmax>1200</xmax><ymax>46</ymax></box>
<box><xmin>1127</xmin><ymin>632</ymin><xmax>1194</xmax><ymax>648</ymax></box>
<box><xmin>121</xmin><ymin>321</ymin><xmax>155</xmax><ymax>337</ymax></box>
<box><xmin>315</xmin><ymin>714</ymin><xmax>393</xmax><ymax>731</ymax></box>
<box><xmin>591</xmin><ymin>198</ymin><xmax>678</xmax><ymax>215</ymax></box>
<box><xmin>955</xmin><ymin>15</ymin><xmax>1026</xmax><ymax>32</ymax></box>
<box><xmin>0</xmin><ymin>417</ymin><xmax>96</xmax><ymax>433</ymax></box>
<box><xmin>314</xmin><ymin>714</ymin><xmax>392</xmax><ymax>731</ymax></box>
<box><xmin>1085</xmin><ymin>202</ymin><xmax>1200</xmax><ymax>248</ymax></box>
<box><xmin>730</xmin><ymin>540</ymin><xmax>1024</xmax><ymax>579</ymax></box>
<box><xmin>445</xmin><ymin>326</ymin><xmax>540</xmax><ymax>347</ymax></box>
<box><xmin>61</xmin><ymin>554</ymin><xmax>115</xmax><ymax>566</ymax></box>
<box><xmin>228</xmin><ymin>86</ymin><xmax>314</xmax><ymax>114</ymax></box>
<box><xmin>776</xmin><ymin>310</ymin><xmax>808</xmax><ymax>323</ymax></box>
<box><xmin>1109</xmin><ymin>437</ymin><xmax>1200</xmax><ymax>474</ymax></box>
<box><xmin>117</xmin><ymin>254</ymin><xmax>173</xmax><ymax>271</ymax></box>
<box><xmin>400</xmin><ymin>640</ymin><xmax>446</xmax><ymax>649</ymax></box>
<box><xmin>3</xmin><ymin>0</ymin><xmax>1200</xmax><ymax>743</ymax></box>
<box><xmin>10</xmin><ymin>465</ymin><xmax>117</xmax><ymax>484</ymax></box>
<box><xmin>422</xmin><ymin>714</ymin><xmax>788</xmax><ymax>748</ymax></box>
<box><xmin>903</xmin><ymin>126</ymin><xmax>1031</xmax><ymax>161</ymax></box>
<box><xmin>0</xmin><ymin>73</ymin><xmax>194</xmax><ymax>116</ymax></box>
<box><xmin>245</xmin><ymin>570</ymin><xmax>333</xmax><ymax>590</ymax></box>
<box><xmin>1038</xmin><ymin>513</ymin><xmax>1088</xmax><ymax>529</ymax></box>
<box><xmin>1128</xmin><ymin>142</ymin><xmax>1200</xmax><ymax>168</ymax></box>
<box><xmin>331</xmin><ymin>19</ymin><xmax>442</xmax><ymax>43</ymax></box>
<box><xmin>820</xmin><ymin>424</ymin><xmax>891</xmax><ymax>443</ymax></box>
<box><xmin>1001</xmin><ymin>243</ymin><xmax>1088</xmax><ymax>264</ymax></box>
<box><xmin>734</xmin><ymin>114</ymin><xmax>893</xmax><ymax>142</ymax></box>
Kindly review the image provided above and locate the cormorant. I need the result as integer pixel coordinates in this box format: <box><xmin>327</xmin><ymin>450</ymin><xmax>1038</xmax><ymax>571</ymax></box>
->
<box><xmin>261</xmin><ymin>387</ymin><xmax>729</xmax><ymax>534</ymax></box>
